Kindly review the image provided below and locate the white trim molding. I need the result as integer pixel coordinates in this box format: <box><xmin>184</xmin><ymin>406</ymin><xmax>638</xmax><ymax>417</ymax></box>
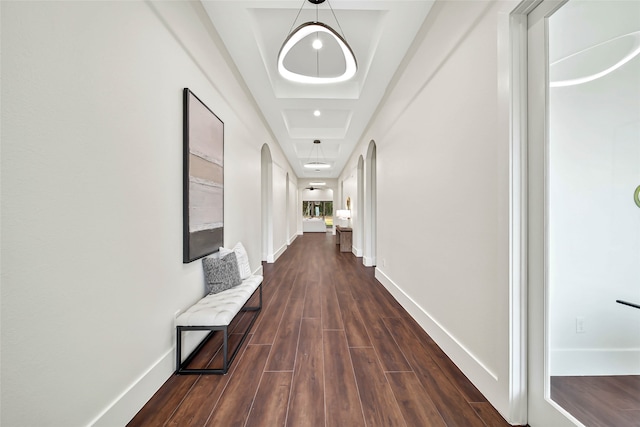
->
<box><xmin>90</xmin><ymin>349</ymin><xmax>173</xmax><ymax>427</ymax></box>
<box><xmin>551</xmin><ymin>349</ymin><xmax>640</xmax><ymax>376</ymax></box>
<box><xmin>504</xmin><ymin>1</ymin><xmax>541</xmax><ymax>424</ymax></box>
<box><xmin>374</xmin><ymin>268</ymin><xmax>506</xmax><ymax>416</ymax></box>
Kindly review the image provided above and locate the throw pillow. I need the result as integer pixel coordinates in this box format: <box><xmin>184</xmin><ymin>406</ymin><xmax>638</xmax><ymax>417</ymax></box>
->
<box><xmin>202</xmin><ymin>252</ymin><xmax>242</xmax><ymax>294</ymax></box>
<box><xmin>219</xmin><ymin>242</ymin><xmax>252</xmax><ymax>280</ymax></box>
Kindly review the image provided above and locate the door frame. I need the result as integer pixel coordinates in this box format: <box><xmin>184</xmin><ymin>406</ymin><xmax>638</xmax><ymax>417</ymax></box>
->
<box><xmin>511</xmin><ymin>0</ymin><xmax>591</xmax><ymax>425</ymax></box>
<box><xmin>507</xmin><ymin>1</ymin><xmax>537</xmax><ymax>423</ymax></box>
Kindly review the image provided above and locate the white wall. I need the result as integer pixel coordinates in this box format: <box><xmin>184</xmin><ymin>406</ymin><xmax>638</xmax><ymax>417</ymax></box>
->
<box><xmin>0</xmin><ymin>1</ymin><xmax>294</xmax><ymax>425</ymax></box>
<box><xmin>339</xmin><ymin>0</ymin><xmax>516</xmax><ymax>420</ymax></box>
<box><xmin>301</xmin><ymin>188</ymin><xmax>333</xmax><ymax>202</ymax></box>
<box><xmin>548</xmin><ymin>1</ymin><xmax>640</xmax><ymax>376</ymax></box>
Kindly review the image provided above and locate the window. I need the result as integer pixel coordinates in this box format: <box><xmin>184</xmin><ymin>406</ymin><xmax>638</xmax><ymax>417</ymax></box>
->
<box><xmin>302</xmin><ymin>201</ymin><xmax>333</xmax><ymax>226</ymax></box>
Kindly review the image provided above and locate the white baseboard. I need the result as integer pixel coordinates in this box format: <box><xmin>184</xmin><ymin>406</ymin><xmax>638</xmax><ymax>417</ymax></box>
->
<box><xmin>363</xmin><ymin>256</ymin><xmax>375</xmax><ymax>267</ymax></box>
<box><xmin>288</xmin><ymin>234</ymin><xmax>298</xmax><ymax>245</ymax></box>
<box><xmin>90</xmin><ymin>349</ymin><xmax>173</xmax><ymax>427</ymax></box>
<box><xmin>374</xmin><ymin>268</ymin><xmax>503</xmax><ymax>412</ymax></box>
<box><xmin>266</xmin><ymin>241</ymin><xmax>289</xmax><ymax>264</ymax></box>
<box><xmin>91</xmin><ymin>323</ymin><xmax>217</xmax><ymax>426</ymax></box>
<box><xmin>551</xmin><ymin>349</ymin><xmax>640</xmax><ymax>376</ymax></box>
<box><xmin>274</xmin><ymin>242</ymin><xmax>287</xmax><ymax>262</ymax></box>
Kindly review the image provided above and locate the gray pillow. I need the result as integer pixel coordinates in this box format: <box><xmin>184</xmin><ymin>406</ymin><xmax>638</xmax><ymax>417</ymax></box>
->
<box><xmin>203</xmin><ymin>252</ymin><xmax>242</xmax><ymax>294</ymax></box>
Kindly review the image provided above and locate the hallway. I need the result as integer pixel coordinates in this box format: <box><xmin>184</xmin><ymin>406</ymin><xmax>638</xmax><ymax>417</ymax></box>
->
<box><xmin>128</xmin><ymin>233</ymin><xmax>511</xmax><ymax>426</ymax></box>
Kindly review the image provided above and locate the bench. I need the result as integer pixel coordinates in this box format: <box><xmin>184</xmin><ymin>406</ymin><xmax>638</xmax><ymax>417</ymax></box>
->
<box><xmin>175</xmin><ymin>274</ymin><xmax>262</xmax><ymax>375</ymax></box>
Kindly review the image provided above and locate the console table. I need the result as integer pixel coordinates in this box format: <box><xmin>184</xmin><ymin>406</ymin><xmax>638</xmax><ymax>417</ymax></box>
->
<box><xmin>335</xmin><ymin>226</ymin><xmax>352</xmax><ymax>253</ymax></box>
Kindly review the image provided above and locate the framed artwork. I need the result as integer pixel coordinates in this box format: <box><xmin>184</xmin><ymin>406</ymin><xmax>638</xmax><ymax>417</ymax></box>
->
<box><xmin>183</xmin><ymin>88</ymin><xmax>224</xmax><ymax>263</ymax></box>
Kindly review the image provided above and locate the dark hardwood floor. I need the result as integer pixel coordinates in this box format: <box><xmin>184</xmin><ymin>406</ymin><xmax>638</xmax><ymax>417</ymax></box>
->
<box><xmin>551</xmin><ymin>375</ymin><xmax>640</xmax><ymax>427</ymax></box>
<box><xmin>128</xmin><ymin>232</ymin><xmax>512</xmax><ymax>426</ymax></box>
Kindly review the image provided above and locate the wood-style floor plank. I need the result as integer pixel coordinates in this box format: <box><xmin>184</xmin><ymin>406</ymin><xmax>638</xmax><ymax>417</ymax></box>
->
<box><xmin>245</xmin><ymin>371</ymin><xmax>292</xmax><ymax>427</ymax></box>
<box><xmin>551</xmin><ymin>375</ymin><xmax>640</xmax><ymax>427</ymax></box>
<box><xmin>250</xmin><ymin>281</ymin><xmax>293</xmax><ymax>345</ymax></box>
<box><xmin>619</xmin><ymin>410</ymin><xmax>640</xmax><ymax>427</ymax></box>
<box><xmin>126</xmin><ymin>375</ymin><xmax>198</xmax><ymax>427</ymax></box>
<box><xmin>386</xmin><ymin>371</ymin><xmax>447</xmax><ymax>427</ymax></box>
<box><xmin>323</xmin><ymin>330</ymin><xmax>366</xmax><ymax>427</ymax></box>
<box><xmin>164</xmin><ymin>375</ymin><xmax>228</xmax><ymax>427</ymax></box>
<box><xmin>265</xmin><ymin>297</ymin><xmax>303</xmax><ymax>372</ymax></box>
<box><xmin>285</xmin><ymin>318</ymin><xmax>325</xmax><ymax>427</ymax></box>
<box><xmin>385</xmin><ymin>316</ymin><xmax>488</xmax><ymax>427</ymax></box>
<box><xmin>302</xmin><ymin>279</ymin><xmax>322</xmax><ymax>318</ymax></box>
<box><xmin>403</xmin><ymin>315</ymin><xmax>487</xmax><ymax>403</ymax></box>
<box><xmin>470</xmin><ymin>402</ymin><xmax>512</xmax><ymax>427</ymax></box>
<box><xmin>128</xmin><ymin>232</ymin><xmax>515</xmax><ymax>427</ymax></box>
<box><xmin>321</xmin><ymin>281</ymin><xmax>344</xmax><ymax>330</ymax></box>
<box><xmin>334</xmin><ymin>283</ymin><xmax>372</xmax><ymax>348</ymax></box>
<box><xmin>204</xmin><ymin>344</ymin><xmax>270</xmax><ymax>427</ymax></box>
<box><xmin>357</xmin><ymin>307</ymin><xmax>411</xmax><ymax>372</ymax></box>
<box><xmin>350</xmin><ymin>347</ymin><xmax>406</xmax><ymax>427</ymax></box>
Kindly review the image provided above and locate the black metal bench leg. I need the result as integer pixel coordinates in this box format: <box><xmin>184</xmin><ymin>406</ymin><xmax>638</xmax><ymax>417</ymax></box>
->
<box><xmin>176</xmin><ymin>327</ymin><xmax>182</xmax><ymax>373</ymax></box>
<box><xmin>222</xmin><ymin>326</ymin><xmax>228</xmax><ymax>374</ymax></box>
<box><xmin>241</xmin><ymin>284</ymin><xmax>263</xmax><ymax>312</ymax></box>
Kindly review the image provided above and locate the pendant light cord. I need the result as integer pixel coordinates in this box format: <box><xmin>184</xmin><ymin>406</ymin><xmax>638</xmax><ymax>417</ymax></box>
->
<box><xmin>286</xmin><ymin>0</ymin><xmax>308</xmax><ymax>37</ymax></box>
<box><xmin>287</xmin><ymin>0</ymin><xmax>347</xmax><ymax>40</ymax></box>
<box><xmin>326</xmin><ymin>0</ymin><xmax>347</xmax><ymax>40</ymax></box>
<box><xmin>327</xmin><ymin>0</ymin><xmax>347</xmax><ymax>40</ymax></box>
<box><xmin>316</xmin><ymin>2</ymin><xmax>319</xmax><ymax>76</ymax></box>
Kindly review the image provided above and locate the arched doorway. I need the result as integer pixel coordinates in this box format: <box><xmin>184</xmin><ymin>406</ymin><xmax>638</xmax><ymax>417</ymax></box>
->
<box><xmin>364</xmin><ymin>141</ymin><xmax>377</xmax><ymax>266</ymax></box>
<box><xmin>261</xmin><ymin>144</ymin><xmax>273</xmax><ymax>262</ymax></box>
<box><xmin>285</xmin><ymin>173</ymin><xmax>290</xmax><ymax>243</ymax></box>
<box><xmin>355</xmin><ymin>155</ymin><xmax>364</xmax><ymax>257</ymax></box>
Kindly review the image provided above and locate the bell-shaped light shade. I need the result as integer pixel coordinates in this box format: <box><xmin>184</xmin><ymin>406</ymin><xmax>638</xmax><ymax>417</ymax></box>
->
<box><xmin>278</xmin><ymin>22</ymin><xmax>357</xmax><ymax>84</ymax></box>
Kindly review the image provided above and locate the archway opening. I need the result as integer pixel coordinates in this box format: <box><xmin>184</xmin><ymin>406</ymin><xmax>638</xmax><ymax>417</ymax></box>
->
<box><xmin>364</xmin><ymin>141</ymin><xmax>377</xmax><ymax>266</ymax></box>
<box><xmin>261</xmin><ymin>144</ymin><xmax>273</xmax><ymax>262</ymax></box>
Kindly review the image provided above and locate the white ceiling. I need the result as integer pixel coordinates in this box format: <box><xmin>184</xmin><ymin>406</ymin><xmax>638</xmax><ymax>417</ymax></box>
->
<box><xmin>201</xmin><ymin>0</ymin><xmax>435</xmax><ymax>179</ymax></box>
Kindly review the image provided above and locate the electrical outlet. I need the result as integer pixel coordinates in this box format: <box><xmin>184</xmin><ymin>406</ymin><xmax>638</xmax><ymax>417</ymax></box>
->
<box><xmin>382</xmin><ymin>259</ymin><xmax>386</xmax><ymax>267</ymax></box>
<box><xmin>576</xmin><ymin>316</ymin><xmax>586</xmax><ymax>334</ymax></box>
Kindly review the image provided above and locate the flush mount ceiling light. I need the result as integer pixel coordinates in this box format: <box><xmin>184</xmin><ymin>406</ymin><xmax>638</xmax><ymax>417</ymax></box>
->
<box><xmin>304</xmin><ymin>139</ymin><xmax>331</xmax><ymax>170</ymax></box>
<box><xmin>309</xmin><ymin>181</ymin><xmax>326</xmax><ymax>186</ymax></box>
<box><xmin>278</xmin><ymin>0</ymin><xmax>357</xmax><ymax>84</ymax></box>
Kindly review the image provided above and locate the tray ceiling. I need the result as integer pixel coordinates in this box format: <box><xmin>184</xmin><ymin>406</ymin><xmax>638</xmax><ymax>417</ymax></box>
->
<box><xmin>202</xmin><ymin>0</ymin><xmax>435</xmax><ymax>178</ymax></box>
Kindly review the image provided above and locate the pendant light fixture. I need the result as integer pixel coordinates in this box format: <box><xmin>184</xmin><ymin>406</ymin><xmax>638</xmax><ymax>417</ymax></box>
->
<box><xmin>278</xmin><ymin>0</ymin><xmax>357</xmax><ymax>84</ymax></box>
<box><xmin>304</xmin><ymin>139</ymin><xmax>331</xmax><ymax>170</ymax></box>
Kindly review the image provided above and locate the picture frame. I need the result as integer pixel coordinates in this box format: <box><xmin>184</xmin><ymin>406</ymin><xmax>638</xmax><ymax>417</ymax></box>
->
<box><xmin>183</xmin><ymin>88</ymin><xmax>224</xmax><ymax>263</ymax></box>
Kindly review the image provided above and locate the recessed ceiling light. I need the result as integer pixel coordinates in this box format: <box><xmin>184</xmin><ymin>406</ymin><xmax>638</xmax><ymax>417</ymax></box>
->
<box><xmin>312</xmin><ymin>39</ymin><xmax>323</xmax><ymax>50</ymax></box>
<box><xmin>313</xmin><ymin>110</ymin><xmax>321</xmax><ymax>117</ymax></box>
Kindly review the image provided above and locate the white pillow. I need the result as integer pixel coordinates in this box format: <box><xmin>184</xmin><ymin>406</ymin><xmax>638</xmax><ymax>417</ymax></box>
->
<box><xmin>219</xmin><ymin>242</ymin><xmax>252</xmax><ymax>280</ymax></box>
